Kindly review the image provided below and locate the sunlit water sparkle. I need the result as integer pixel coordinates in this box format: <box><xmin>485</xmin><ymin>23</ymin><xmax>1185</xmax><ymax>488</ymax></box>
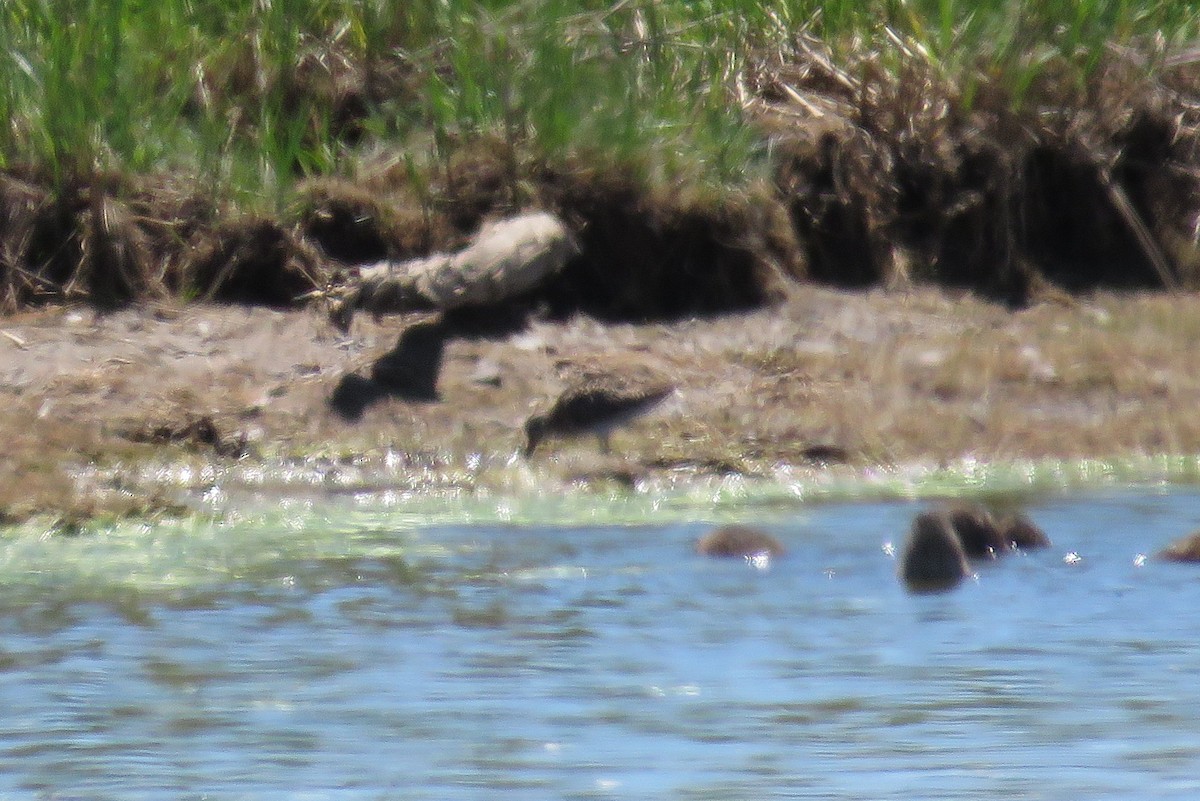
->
<box><xmin>1</xmin><ymin>487</ymin><xmax>1200</xmax><ymax>799</ymax></box>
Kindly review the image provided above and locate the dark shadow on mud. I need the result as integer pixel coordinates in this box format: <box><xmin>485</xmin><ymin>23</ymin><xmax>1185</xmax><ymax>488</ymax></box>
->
<box><xmin>328</xmin><ymin>374</ymin><xmax>390</xmax><ymax>421</ymax></box>
<box><xmin>369</xmin><ymin>318</ymin><xmax>450</xmax><ymax>401</ymax></box>
<box><xmin>329</xmin><ymin>318</ymin><xmax>450</xmax><ymax>420</ymax></box>
<box><xmin>328</xmin><ymin>307</ymin><xmax>529</xmax><ymax>421</ymax></box>
<box><xmin>440</xmin><ymin>303</ymin><xmax>533</xmax><ymax>339</ymax></box>
<box><xmin>535</xmin><ymin>170</ymin><xmax>788</xmax><ymax>321</ymax></box>
<box><xmin>187</xmin><ymin>218</ymin><xmax>324</xmax><ymax>307</ymax></box>
<box><xmin>776</xmin><ymin>133</ymin><xmax>888</xmax><ymax>289</ymax></box>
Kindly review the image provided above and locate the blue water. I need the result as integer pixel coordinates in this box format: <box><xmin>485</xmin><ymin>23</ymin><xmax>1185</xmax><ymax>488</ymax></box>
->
<box><xmin>2</xmin><ymin>488</ymin><xmax>1200</xmax><ymax>799</ymax></box>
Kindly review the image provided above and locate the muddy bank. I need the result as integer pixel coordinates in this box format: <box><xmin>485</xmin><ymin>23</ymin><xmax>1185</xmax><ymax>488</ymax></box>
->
<box><xmin>2</xmin><ymin>44</ymin><xmax>1200</xmax><ymax>320</ymax></box>
<box><xmin>6</xmin><ymin>286</ymin><xmax>1200</xmax><ymax>525</ymax></box>
<box><xmin>4</xmin><ymin>39</ymin><xmax>1200</xmax><ymax>526</ymax></box>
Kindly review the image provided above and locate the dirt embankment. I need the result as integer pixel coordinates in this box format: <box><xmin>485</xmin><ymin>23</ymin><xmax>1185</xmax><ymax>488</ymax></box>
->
<box><xmin>3</xmin><ymin>42</ymin><xmax>1200</xmax><ymax>320</ymax></box>
<box><xmin>5</xmin><ymin>285</ymin><xmax>1200</xmax><ymax>525</ymax></box>
<box><xmin>4</xmin><ymin>42</ymin><xmax>1200</xmax><ymax>525</ymax></box>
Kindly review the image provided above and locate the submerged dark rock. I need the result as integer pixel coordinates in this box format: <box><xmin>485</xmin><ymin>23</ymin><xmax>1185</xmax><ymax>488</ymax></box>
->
<box><xmin>1157</xmin><ymin>531</ymin><xmax>1200</xmax><ymax>563</ymax></box>
<box><xmin>695</xmin><ymin>525</ymin><xmax>785</xmax><ymax>558</ymax></box>
<box><xmin>939</xmin><ymin>502</ymin><xmax>1051</xmax><ymax>558</ymax></box>
<box><xmin>900</xmin><ymin>511</ymin><xmax>972</xmax><ymax>593</ymax></box>
<box><xmin>999</xmin><ymin>513</ymin><xmax>1051</xmax><ymax>551</ymax></box>
<box><xmin>944</xmin><ymin>504</ymin><xmax>1008</xmax><ymax>559</ymax></box>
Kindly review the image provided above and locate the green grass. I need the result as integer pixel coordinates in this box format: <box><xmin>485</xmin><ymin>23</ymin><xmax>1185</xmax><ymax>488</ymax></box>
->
<box><xmin>0</xmin><ymin>0</ymin><xmax>1197</xmax><ymax>206</ymax></box>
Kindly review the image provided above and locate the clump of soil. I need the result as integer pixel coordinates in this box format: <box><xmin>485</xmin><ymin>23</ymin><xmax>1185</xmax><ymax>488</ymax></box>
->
<box><xmin>0</xmin><ymin>171</ymin><xmax>332</xmax><ymax>312</ymax></box>
<box><xmin>533</xmin><ymin>165</ymin><xmax>795</xmax><ymax>320</ymax></box>
<box><xmin>752</xmin><ymin>41</ymin><xmax>1200</xmax><ymax>305</ymax></box>
<box><xmin>0</xmin><ymin>173</ymin><xmax>162</xmax><ymax>309</ymax></box>
<box><xmin>294</xmin><ymin>179</ymin><xmax>409</xmax><ymax>265</ymax></box>
<box><xmin>183</xmin><ymin>216</ymin><xmax>326</xmax><ymax>306</ymax></box>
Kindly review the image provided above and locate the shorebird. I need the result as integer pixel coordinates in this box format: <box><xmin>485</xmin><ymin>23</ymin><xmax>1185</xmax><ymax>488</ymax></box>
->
<box><xmin>523</xmin><ymin>381</ymin><xmax>675</xmax><ymax>458</ymax></box>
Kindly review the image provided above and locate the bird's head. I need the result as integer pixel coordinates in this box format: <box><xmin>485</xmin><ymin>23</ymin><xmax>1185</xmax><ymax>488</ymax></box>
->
<box><xmin>523</xmin><ymin>415</ymin><xmax>547</xmax><ymax>458</ymax></box>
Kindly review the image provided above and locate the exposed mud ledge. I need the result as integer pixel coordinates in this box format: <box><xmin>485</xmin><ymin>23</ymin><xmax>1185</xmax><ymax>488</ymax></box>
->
<box><xmin>6</xmin><ymin>286</ymin><xmax>1200</xmax><ymax>527</ymax></box>
<box><xmin>3</xmin><ymin>48</ymin><xmax>1199</xmax><ymax>320</ymax></box>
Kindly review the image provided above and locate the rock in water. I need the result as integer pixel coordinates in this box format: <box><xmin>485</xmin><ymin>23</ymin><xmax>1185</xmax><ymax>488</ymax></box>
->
<box><xmin>695</xmin><ymin>525</ymin><xmax>785</xmax><ymax>558</ymax></box>
<box><xmin>1000</xmin><ymin>513</ymin><xmax>1051</xmax><ymax>551</ymax></box>
<box><xmin>1158</xmin><ymin>531</ymin><xmax>1200</xmax><ymax>562</ymax></box>
<box><xmin>900</xmin><ymin>511</ymin><xmax>972</xmax><ymax>593</ymax></box>
<box><xmin>944</xmin><ymin>503</ymin><xmax>1007</xmax><ymax>559</ymax></box>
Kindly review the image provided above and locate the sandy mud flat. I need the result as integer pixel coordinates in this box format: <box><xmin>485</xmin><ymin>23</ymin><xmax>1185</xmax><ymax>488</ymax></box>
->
<box><xmin>3</xmin><ymin>286</ymin><xmax>1200</xmax><ymax>523</ymax></box>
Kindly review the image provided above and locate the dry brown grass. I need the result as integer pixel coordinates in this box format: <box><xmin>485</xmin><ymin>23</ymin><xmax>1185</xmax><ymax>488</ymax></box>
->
<box><xmin>750</xmin><ymin>36</ymin><xmax>1200</xmax><ymax>305</ymax></box>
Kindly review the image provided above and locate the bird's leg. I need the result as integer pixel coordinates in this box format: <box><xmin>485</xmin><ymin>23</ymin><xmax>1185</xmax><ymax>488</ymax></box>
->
<box><xmin>598</xmin><ymin>432</ymin><xmax>612</xmax><ymax>455</ymax></box>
